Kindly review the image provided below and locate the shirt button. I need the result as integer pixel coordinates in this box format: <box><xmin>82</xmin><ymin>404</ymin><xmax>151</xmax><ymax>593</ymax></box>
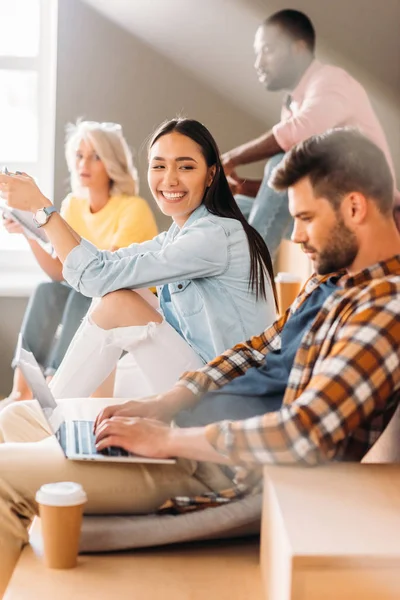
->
<box><xmin>177</xmin><ymin>284</ymin><xmax>183</xmax><ymax>290</ymax></box>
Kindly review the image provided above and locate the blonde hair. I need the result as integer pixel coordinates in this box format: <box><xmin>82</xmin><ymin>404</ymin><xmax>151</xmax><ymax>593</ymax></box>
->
<box><xmin>65</xmin><ymin>120</ymin><xmax>139</xmax><ymax>196</ymax></box>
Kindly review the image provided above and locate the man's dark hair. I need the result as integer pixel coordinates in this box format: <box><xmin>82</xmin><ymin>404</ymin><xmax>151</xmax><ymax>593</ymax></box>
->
<box><xmin>270</xmin><ymin>128</ymin><xmax>394</xmax><ymax>215</ymax></box>
<box><xmin>264</xmin><ymin>9</ymin><xmax>316</xmax><ymax>53</ymax></box>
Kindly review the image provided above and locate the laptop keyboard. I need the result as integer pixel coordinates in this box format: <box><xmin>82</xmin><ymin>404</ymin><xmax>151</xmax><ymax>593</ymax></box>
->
<box><xmin>57</xmin><ymin>421</ymin><xmax>129</xmax><ymax>457</ymax></box>
<box><xmin>73</xmin><ymin>420</ymin><xmax>97</xmax><ymax>455</ymax></box>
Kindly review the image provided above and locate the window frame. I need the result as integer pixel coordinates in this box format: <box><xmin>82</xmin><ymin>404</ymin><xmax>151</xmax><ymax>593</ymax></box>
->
<box><xmin>0</xmin><ymin>0</ymin><xmax>58</xmax><ymax>283</ymax></box>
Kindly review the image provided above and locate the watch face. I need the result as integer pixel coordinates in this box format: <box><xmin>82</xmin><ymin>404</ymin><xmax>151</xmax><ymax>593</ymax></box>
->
<box><xmin>35</xmin><ymin>209</ymin><xmax>48</xmax><ymax>225</ymax></box>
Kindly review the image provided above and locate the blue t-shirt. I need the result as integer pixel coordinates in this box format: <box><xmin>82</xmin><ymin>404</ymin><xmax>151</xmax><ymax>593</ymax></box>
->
<box><xmin>201</xmin><ymin>277</ymin><xmax>338</xmax><ymax>418</ymax></box>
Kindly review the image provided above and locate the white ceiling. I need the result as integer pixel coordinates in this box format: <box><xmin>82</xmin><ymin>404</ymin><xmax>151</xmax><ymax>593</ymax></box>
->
<box><xmin>82</xmin><ymin>0</ymin><xmax>400</xmax><ymax>127</ymax></box>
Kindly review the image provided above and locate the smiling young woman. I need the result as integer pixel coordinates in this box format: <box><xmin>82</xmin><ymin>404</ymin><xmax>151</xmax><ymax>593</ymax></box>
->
<box><xmin>0</xmin><ymin>118</ymin><xmax>278</xmax><ymax>404</ymax></box>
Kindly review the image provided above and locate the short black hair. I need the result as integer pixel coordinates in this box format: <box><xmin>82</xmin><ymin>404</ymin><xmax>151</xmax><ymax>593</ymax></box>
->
<box><xmin>270</xmin><ymin>128</ymin><xmax>394</xmax><ymax>215</ymax></box>
<box><xmin>264</xmin><ymin>9</ymin><xmax>316</xmax><ymax>53</ymax></box>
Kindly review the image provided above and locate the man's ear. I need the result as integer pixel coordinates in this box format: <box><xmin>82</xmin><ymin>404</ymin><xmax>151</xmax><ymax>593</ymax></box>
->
<box><xmin>293</xmin><ymin>39</ymin><xmax>309</xmax><ymax>55</ymax></box>
<box><xmin>343</xmin><ymin>191</ymin><xmax>368</xmax><ymax>223</ymax></box>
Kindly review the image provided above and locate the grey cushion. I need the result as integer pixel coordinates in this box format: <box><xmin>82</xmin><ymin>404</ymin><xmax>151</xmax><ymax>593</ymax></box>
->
<box><xmin>79</xmin><ymin>493</ymin><xmax>262</xmax><ymax>553</ymax></box>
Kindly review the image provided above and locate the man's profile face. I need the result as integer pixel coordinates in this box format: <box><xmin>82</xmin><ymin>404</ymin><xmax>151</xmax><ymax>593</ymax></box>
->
<box><xmin>254</xmin><ymin>24</ymin><xmax>299</xmax><ymax>91</ymax></box>
<box><xmin>289</xmin><ymin>177</ymin><xmax>359</xmax><ymax>274</ymax></box>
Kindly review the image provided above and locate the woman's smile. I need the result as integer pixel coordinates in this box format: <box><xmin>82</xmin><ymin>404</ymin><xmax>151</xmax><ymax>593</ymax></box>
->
<box><xmin>159</xmin><ymin>191</ymin><xmax>187</xmax><ymax>203</ymax></box>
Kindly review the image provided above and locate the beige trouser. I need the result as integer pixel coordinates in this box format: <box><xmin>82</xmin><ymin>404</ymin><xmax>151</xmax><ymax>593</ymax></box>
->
<box><xmin>0</xmin><ymin>399</ymin><xmax>232</xmax><ymax>598</ymax></box>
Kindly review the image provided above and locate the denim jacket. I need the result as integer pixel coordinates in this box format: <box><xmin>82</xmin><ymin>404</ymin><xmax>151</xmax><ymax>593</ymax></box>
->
<box><xmin>63</xmin><ymin>204</ymin><xmax>276</xmax><ymax>363</ymax></box>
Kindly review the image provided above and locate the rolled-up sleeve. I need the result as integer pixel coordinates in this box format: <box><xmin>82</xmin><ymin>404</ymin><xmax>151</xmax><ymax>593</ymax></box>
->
<box><xmin>204</xmin><ymin>298</ymin><xmax>400</xmax><ymax>466</ymax></box>
<box><xmin>177</xmin><ymin>320</ymin><xmax>284</xmax><ymax>396</ymax></box>
<box><xmin>62</xmin><ymin>220</ymin><xmax>229</xmax><ymax>297</ymax></box>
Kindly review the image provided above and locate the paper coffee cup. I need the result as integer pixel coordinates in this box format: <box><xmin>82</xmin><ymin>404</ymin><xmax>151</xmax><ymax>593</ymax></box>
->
<box><xmin>274</xmin><ymin>272</ymin><xmax>303</xmax><ymax>314</ymax></box>
<box><xmin>36</xmin><ymin>482</ymin><xmax>87</xmax><ymax>569</ymax></box>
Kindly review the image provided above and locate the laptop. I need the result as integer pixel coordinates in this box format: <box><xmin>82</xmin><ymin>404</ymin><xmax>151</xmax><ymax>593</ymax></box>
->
<box><xmin>16</xmin><ymin>345</ymin><xmax>175</xmax><ymax>465</ymax></box>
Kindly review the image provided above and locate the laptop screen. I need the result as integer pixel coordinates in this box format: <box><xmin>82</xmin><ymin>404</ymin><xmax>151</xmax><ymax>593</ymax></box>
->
<box><xmin>15</xmin><ymin>346</ymin><xmax>63</xmax><ymax>434</ymax></box>
<box><xmin>17</xmin><ymin>348</ymin><xmax>56</xmax><ymax>409</ymax></box>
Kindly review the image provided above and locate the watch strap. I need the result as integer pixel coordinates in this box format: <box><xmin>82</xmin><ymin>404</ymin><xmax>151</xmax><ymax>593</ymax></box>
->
<box><xmin>34</xmin><ymin>205</ymin><xmax>58</xmax><ymax>228</ymax></box>
<box><xmin>43</xmin><ymin>206</ymin><xmax>58</xmax><ymax>218</ymax></box>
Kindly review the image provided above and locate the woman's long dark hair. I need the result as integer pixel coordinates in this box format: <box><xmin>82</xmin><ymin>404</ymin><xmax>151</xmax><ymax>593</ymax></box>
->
<box><xmin>149</xmin><ymin>118</ymin><xmax>278</xmax><ymax>307</ymax></box>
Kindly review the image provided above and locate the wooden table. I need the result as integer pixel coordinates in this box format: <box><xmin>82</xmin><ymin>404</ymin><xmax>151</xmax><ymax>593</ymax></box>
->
<box><xmin>261</xmin><ymin>463</ymin><xmax>400</xmax><ymax>600</ymax></box>
<box><xmin>6</xmin><ymin>520</ymin><xmax>262</xmax><ymax>600</ymax></box>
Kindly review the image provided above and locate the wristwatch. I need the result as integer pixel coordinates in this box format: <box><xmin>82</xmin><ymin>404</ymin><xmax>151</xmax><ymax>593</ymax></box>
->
<box><xmin>33</xmin><ymin>205</ymin><xmax>58</xmax><ymax>228</ymax></box>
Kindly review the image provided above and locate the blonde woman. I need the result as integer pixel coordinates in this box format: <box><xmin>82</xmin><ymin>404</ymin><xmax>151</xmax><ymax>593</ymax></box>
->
<box><xmin>3</xmin><ymin>120</ymin><xmax>157</xmax><ymax>404</ymax></box>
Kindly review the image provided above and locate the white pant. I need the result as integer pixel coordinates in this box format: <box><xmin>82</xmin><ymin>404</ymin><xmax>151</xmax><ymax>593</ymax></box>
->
<box><xmin>50</xmin><ymin>315</ymin><xmax>204</xmax><ymax>400</ymax></box>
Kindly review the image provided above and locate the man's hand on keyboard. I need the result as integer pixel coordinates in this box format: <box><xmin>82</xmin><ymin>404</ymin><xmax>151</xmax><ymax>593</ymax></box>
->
<box><xmin>94</xmin><ymin>386</ymin><xmax>198</xmax><ymax>434</ymax></box>
<box><xmin>93</xmin><ymin>398</ymin><xmax>175</xmax><ymax>434</ymax></box>
<box><xmin>94</xmin><ymin>417</ymin><xmax>173</xmax><ymax>459</ymax></box>
<box><xmin>94</xmin><ymin>415</ymin><xmax>231</xmax><ymax>465</ymax></box>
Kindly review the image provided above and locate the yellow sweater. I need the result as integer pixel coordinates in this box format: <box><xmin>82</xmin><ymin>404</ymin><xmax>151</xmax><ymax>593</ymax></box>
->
<box><xmin>61</xmin><ymin>194</ymin><xmax>158</xmax><ymax>250</ymax></box>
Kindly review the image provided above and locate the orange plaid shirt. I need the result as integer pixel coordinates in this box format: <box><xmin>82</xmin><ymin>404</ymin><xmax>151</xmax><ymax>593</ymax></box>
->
<box><xmin>177</xmin><ymin>256</ymin><xmax>400</xmax><ymax>489</ymax></box>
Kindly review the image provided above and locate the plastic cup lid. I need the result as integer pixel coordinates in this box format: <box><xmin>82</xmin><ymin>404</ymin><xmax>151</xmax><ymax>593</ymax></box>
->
<box><xmin>275</xmin><ymin>272</ymin><xmax>303</xmax><ymax>283</ymax></box>
<box><xmin>36</xmin><ymin>482</ymin><xmax>87</xmax><ymax>507</ymax></box>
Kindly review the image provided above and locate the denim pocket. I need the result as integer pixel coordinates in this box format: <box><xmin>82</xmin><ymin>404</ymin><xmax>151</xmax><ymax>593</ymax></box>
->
<box><xmin>169</xmin><ymin>280</ymin><xmax>204</xmax><ymax>317</ymax></box>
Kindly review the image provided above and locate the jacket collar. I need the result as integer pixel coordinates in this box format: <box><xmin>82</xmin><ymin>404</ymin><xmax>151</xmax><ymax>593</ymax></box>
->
<box><xmin>170</xmin><ymin>204</ymin><xmax>210</xmax><ymax>239</ymax></box>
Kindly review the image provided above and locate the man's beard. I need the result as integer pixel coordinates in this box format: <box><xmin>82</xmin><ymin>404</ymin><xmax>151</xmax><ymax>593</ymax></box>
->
<box><xmin>307</xmin><ymin>216</ymin><xmax>359</xmax><ymax>275</ymax></box>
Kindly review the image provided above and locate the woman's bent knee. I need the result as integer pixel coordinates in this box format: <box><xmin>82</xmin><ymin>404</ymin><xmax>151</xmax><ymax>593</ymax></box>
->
<box><xmin>90</xmin><ymin>290</ymin><xmax>162</xmax><ymax>329</ymax></box>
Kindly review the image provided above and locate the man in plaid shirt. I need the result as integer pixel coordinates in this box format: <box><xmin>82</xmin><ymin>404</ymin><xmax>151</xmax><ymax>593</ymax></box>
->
<box><xmin>94</xmin><ymin>128</ymin><xmax>400</xmax><ymax>484</ymax></box>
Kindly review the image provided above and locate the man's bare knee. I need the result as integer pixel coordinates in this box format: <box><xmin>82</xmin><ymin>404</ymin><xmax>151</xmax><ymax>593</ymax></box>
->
<box><xmin>90</xmin><ymin>290</ymin><xmax>162</xmax><ymax>330</ymax></box>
